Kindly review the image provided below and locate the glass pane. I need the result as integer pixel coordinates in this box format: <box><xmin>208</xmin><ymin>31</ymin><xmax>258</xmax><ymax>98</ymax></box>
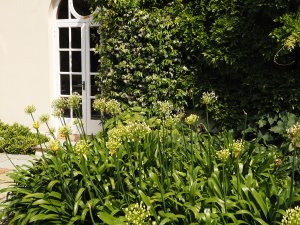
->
<box><xmin>90</xmin><ymin>51</ymin><xmax>99</xmax><ymax>72</ymax></box>
<box><xmin>63</xmin><ymin>108</ymin><xmax>71</xmax><ymax>118</ymax></box>
<box><xmin>72</xmin><ymin>75</ymin><xmax>82</xmax><ymax>95</ymax></box>
<box><xmin>90</xmin><ymin>27</ymin><xmax>99</xmax><ymax>49</ymax></box>
<box><xmin>90</xmin><ymin>75</ymin><xmax>99</xmax><ymax>96</ymax></box>
<box><xmin>91</xmin><ymin>99</ymin><xmax>101</xmax><ymax>120</ymax></box>
<box><xmin>72</xmin><ymin>104</ymin><xmax>83</xmax><ymax>119</ymax></box>
<box><xmin>71</xmin><ymin>28</ymin><xmax>81</xmax><ymax>49</ymax></box>
<box><xmin>57</xmin><ymin>0</ymin><xmax>69</xmax><ymax>19</ymax></box>
<box><xmin>60</xmin><ymin>51</ymin><xmax>70</xmax><ymax>72</ymax></box>
<box><xmin>73</xmin><ymin>0</ymin><xmax>91</xmax><ymax>16</ymax></box>
<box><xmin>72</xmin><ymin>51</ymin><xmax>81</xmax><ymax>72</ymax></box>
<box><xmin>60</xmin><ymin>75</ymin><xmax>70</xmax><ymax>95</ymax></box>
<box><xmin>59</xmin><ymin>28</ymin><xmax>69</xmax><ymax>48</ymax></box>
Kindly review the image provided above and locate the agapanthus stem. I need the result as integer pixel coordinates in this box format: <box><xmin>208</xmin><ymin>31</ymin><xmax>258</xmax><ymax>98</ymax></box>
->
<box><xmin>206</xmin><ymin>105</ymin><xmax>209</xmax><ymax>133</ymax></box>
<box><xmin>290</xmin><ymin>147</ymin><xmax>297</xmax><ymax>207</ymax></box>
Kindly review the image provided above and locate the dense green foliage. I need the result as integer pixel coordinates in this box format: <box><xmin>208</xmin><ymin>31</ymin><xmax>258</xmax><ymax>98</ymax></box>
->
<box><xmin>0</xmin><ymin>121</ymin><xmax>48</xmax><ymax>154</ymax></box>
<box><xmin>1</xmin><ymin>100</ymin><xmax>299</xmax><ymax>224</ymax></box>
<box><xmin>93</xmin><ymin>1</ymin><xmax>192</xmax><ymax>109</ymax></box>
<box><xmin>92</xmin><ymin>0</ymin><xmax>300</xmax><ymax>132</ymax></box>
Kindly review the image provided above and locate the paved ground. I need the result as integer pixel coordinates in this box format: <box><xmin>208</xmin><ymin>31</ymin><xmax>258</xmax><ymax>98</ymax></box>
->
<box><xmin>0</xmin><ymin>153</ymin><xmax>35</xmax><ymax>201</ymax></box>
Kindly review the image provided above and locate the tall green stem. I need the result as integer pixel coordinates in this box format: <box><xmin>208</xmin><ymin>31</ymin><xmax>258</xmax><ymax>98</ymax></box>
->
<box><xmin>205</xmin><ymin>105</ymin><xmax>209</xmax><ymax>133</ymax></box>
<box><xmin>222</xmin><ymin>164</ymin><xmax>227</xmax><ymax>213</ymax></box>
<box><xmin>289</xmin><ymin>147</ymin><xmax>297</xmax><ymax>207</ymax></box>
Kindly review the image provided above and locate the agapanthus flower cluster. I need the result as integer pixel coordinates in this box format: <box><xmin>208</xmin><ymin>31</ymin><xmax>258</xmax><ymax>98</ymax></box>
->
<box><xmin>74</xmin><ymin>140</ymin><xmax>90</xmax><ymax>160</ymax></box>
<box><xmin>201</xmin><ymin>91</ymin><xmax>218</xmax><ymax>105</ymax></box>
<box><xmin>287</xmin><ymin>123</ymin><xmax>300</xmax><ymax>148</ymax></box>
<box><xmin>58</xmin><ymin>125</ymin><xmax>71</xmax><ymax>139</ymax></box>
<box><xmin>106</xmin><ymin>99</ymin><xmax>121</xmax><ymax>115</ymax></box>
<box><xmin>24</xmin><ymin>105</ymin><xmax>36</xmax><ymax>114</ymax></box>
<box><xmin>93</xmin><ymin>98</ymin><xmax>106</xmax><ymax>113</ymax></box>
<box><xmin>124</xmin><ymin>201</ymin><xmax>151</xmax><ymax>225</ymax></box>
<box><xmin>216</xmin><ymin>149</ymin><xmax>230</xmax><ymax>162</ymax></box>
<box><xmin>52</xmin><ymin>98</ymin><xmax>67</xmax><ymax>117</ymax></box>
<box><xmin>106</xmin><ymin>122</ymin><xmax>151</xmax><ymax>155</ymax></box>
<box><xmin>33</xmin><ymin>121</ymin><xmax>40</xmax><ymax>130</ymax></box>
<box><xmin>125</xmin><ymin>122</ymin><xmax>151</xmax><ymax>142</ymax></box>
<box><xmin>49</xmin><ymin>140</ymin><xmax>60</xmax><ymax>152</ymax></box>
<box><xmin>281</xmin><ymin>206</ymin><xmax>300</xmax><ymax>224</ymax></box>
<box><xmin>185</xmin><ymin>114</ymin><xmax>199</xmax><ymax>126</ymax></box>
<box><xmin>68</xmin><ymin>92</ymin><xmax>81</xmax><ymax>110</ymax></box>
<box><xmin>157</xmin><ymin>101</ymin><xmax>173</xmax><ymax>116</ymax></box>
<box><xmin>52</xmin><ymin>98</ymin><xmax>67</xmax><ymax>111</ymax></box>
<box><xmin>93</xmin><ymin>98</ymin><xmax>121</xmax><ymax>116</ymax></box>
<box><xmin>232</xmin><ymin>139</ymin><xmax>244</xmax><ymax>158</ymax></box>
<box><xmin>39</xmin><ymin>114</ymin><xmax>50</xmax><ymax>124</ymax></box>
<box><xmin>165</xmin><ymin>115</ymin><xmax>180</xmax><ymax>129</ymax></box>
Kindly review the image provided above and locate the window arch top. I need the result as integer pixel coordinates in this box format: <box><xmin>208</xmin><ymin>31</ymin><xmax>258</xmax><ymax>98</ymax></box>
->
<box><xmin>57</xmin><ymin>0</ymin><xmax>92</xmax><ymax>20</ymax></box>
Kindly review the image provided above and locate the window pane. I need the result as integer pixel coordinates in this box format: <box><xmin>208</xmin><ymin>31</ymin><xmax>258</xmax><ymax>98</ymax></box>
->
<box><xmin>73</xmin><ymin>0</ymin><xmax>91</xmax><ymax>16</ymax></box>
<box><xmin>60</xmin><ymin>51</ymin><xmax>70</xmax><ymax>72</ymax></box>
<box><xmin>60</xmin><ymin>75</ymin><xmax>70</xmax><ymax>95</ymax></box>
<box><xmin>72</xmin><ymin>51</ymin><xmax>81</xmax><ymax>72</ymax></box>
<box><xmin>57</xmin><ymin>0</ymin><xmax>69</xmax><ymax>19</ymax></box>
<box><xmin>72</xmin><ymin>75</ymin><xmax>82</xmax><ymax>95</ymax></box>
<box><xmin>90</xmin><ymin>75</ymin><xmax>99</xmax><ymax>96</ymax></box>
<box><xmin>90</xmin><ymin>27</ymin><xmax>99</xmax><ymax>49</ymax></box>
<box><xmin>91</xmin><ymin>99</ymin><xmax>101</xmax><ymax>120</ymax></box>
<box><xmin>90</xmin><ymin>51</ymin><xmax>99</xmax><ymax>72</ymax></box>
<box><xmin>59</xmin><ymin>28</ymin><xmax>69</xmax><ymax>49</ymax></box>
<box><xmin>71</xmin><ymin>28</ymin><xmax>81</xmax><ymax>49</ymax></box>
<box><xmin>63</xmin><ymin>108</ymin><xmax>71</xmax><ymax>118</ymax></box>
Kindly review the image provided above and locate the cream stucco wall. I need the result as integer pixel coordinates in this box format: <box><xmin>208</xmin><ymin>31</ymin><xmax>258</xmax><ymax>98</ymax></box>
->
<box><xmin>0</xmin><ymin>0</ymin><xmax>53</xmax><ymax>127</ymax></box>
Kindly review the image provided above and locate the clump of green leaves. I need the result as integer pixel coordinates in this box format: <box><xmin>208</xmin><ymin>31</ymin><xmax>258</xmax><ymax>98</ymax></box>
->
<box><xmin>1</xmin><ymin>103</ymin><xmax>299</xmax><ymax>224</ymax></box>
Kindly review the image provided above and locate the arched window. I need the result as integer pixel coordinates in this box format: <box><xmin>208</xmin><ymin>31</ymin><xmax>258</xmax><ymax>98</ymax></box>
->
<box><xmin>55</xmin><ymin>0</ymin><xmax>100</xmax><ymax>134</ymax></box>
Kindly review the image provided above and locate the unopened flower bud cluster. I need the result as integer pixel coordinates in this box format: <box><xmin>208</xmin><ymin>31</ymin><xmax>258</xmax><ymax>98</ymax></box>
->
<box><xmin>58</xmin><ymin>125</ymin><xmax>71</xmax><ymax>139</ymax></box>
<box><xmin>164</xmin><ymin>115</ymin><xmax>180</xmax><ymax>128</ymax></box>
<box><xmin>216</xmin><ymin>139</ymin><xmax>244</xmax><ymax>162</ymax></box>
<box><xmin>74</xmin><ymin>140</ymin><xmax>90</xmax><ymax>159</ymax></box>
<box><xmin>232</xmin><ymin>139</ymin><xmax>244</xmax><ymax>158</ymax></box>
<box><xmin>201</xmin><ymin>91</ymin><xmax>218</xmax><ymax>105</ymax></box>
<box><xmin>185</xmin><ymin>114</ymin><xmax>198</xmax><ymax>126</ymax></box>
<box><xmin>33</xmin><ymin>121</ymin><xmax>40</xmax><ymax>130</ymax></box>
<box><xmin>51</xmin><ymin>93</ymin><xmax>82</xmax><ymax>117</ymax></box>
<box><xmin>216</xmin><ymin>148</ymin><xmax>230</xmax><ymax>161</ymax></box>
<box><xmin>49</xmin><ymin>140</ymin><xmax>60</xmax><ymax>152</ymax></box>
<box><xmin>281</xmin><ymin>206</ymin><xmax>300</xmax><ymax>225</ymax></box>
<box><xmin>93</xmin><ymin>98</ymin><xmax>121</xmax><ymax>115</ymax></box>
<box><xmin>106</xmin><ymin>122</ymin><xmax>151</xmax><ymax>155</ymax></box>
<box><xmin>68</xmin><ymin>92</ymin><xmax>81</xmax><ymax>110</ymax></box>
<box><xmin>124</xmin><ymin>202</ymin><xmax>153</xmax><ymax>225</ymax></box>
<box><xmin>25</xmin><ymin>105</ymin><xmax>36</xmax><ymax>114</ymax></box>
<box><xmin>287</xmin><ymin>123</ymin><xmax>300</xmax><ymax>148</ymax></box>
<box><xmin>156</xmin><ymin>101</ymin><xmax>173</xmax><ymax>116</ymax></box>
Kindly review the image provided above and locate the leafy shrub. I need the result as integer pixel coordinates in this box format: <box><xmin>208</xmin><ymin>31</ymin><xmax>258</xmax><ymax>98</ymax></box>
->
<box><xmin>94</xmin><ymin>1</ymin><xmax>193</xmax><ymax>109</ymax></box>
<box><xmin>0</xmin><ymin>99</ymin><xmax>299</xmax><ymax>224</ymax></box>
<box><xmin>244</xmin><ymin>112</ymin><xmax>300</xmax><ymax>148</ymax></box>
<box><xmin>0</xmin><ymin>121</ymin><xmax>48</xmax><ymax>154</ymax></box>
<box><xmin>91</xmin><ymin>0</ymin><xmax>300</xmax><ymax>131</ymax></box>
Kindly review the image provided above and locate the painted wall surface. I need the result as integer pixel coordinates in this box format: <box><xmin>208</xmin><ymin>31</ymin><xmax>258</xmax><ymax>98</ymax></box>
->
<box><xmin>0</xmin><ymin>0</ymin><xmax>53</xmax><ymax>128</ymax></box>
